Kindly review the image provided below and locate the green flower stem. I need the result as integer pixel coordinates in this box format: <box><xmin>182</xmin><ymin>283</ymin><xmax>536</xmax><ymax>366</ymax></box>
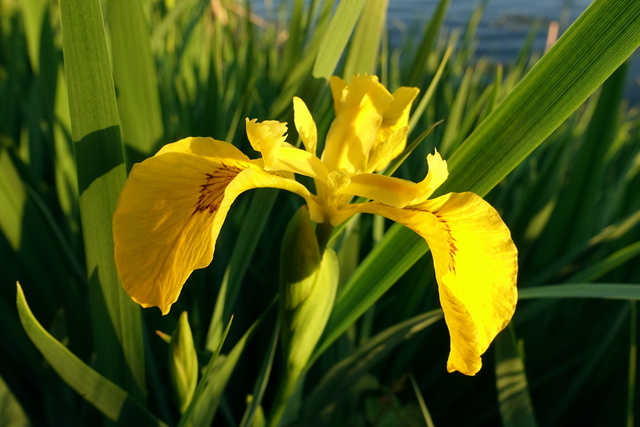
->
<box><xmin>272</xmin><ymin>208</ymin><xmax>340</xmax><ymax>426</ymax></box>
<box><xmin>315</xmin><ymin>220</ymin><xmax>334</xmax><ymax>253</ymax></box>
<box><xmin>267</xmin><ymin>368</ymin><xmax>303</xmax><ymax>427</ymax></box>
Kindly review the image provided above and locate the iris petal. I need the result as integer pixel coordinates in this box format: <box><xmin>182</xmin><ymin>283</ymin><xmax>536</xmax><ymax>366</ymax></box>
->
<box><xmin>293</xmin><ymin>97</ymin><xmax>318</xmax><ymax>155</ymax></box>
<box><xmin>245</xmin><ymin>118</ymin><xmax>287</xmax><ymax>169</ymax></box>
<box><xmin>323</xmin><ymin>75</ymin><xmax>392</xmax><ymax>173</ymax></box>
<box><xmin>113</xmin><ymin>137</ymin><xmax>314</xmax><ymax>314</ymax></box>
<box><xmin>340</xmin><ymin>150</ymin><xmax>449</xmax><ymax>207</ymax></box>
<box><xmin>342</xmin><ymin>192</ymin><xmax>518</xmax><ymax>375</ymax></box>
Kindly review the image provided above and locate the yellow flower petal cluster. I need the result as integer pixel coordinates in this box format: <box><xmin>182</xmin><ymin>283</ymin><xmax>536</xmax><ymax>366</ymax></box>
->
<box><xmin>113</xmin><ymin>75</ymin><xmax>518</xmax><ymax>375</ymax></box>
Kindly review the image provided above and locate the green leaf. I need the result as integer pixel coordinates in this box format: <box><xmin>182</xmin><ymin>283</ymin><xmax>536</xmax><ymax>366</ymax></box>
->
<box><xmin>442</xmin><ymin>0</ymin><xmax>640</xmax><ymax>197</ymax></box>
<box><xmin>316</xmin><ymin>222</ymin><xmax>427</xmax><ymax>359</ymax></box>
<box><xmin>16</xmin><ymin>284</ymin><xmax>166</xmax><ymax>426</ymax></box>
<box><xmin>59</xmin><ymin>0</ymin><xmax>145</xmax><ymax>399</ymax></box>
<box><xmin>312</xmin><ymin>0</ymin><xmax>366</xmax><ymax>80</ymax></box>
<box><xmin>342</xmin><ymin>0</ymin><xmax>387</xmax><ymax>78</ymax></box>
<box><xmin>239</xmin><ymin>325</ymin><xmax>279</xmax><ymax>427</ymax></box>
<box><xmin>178</xmin><ymin>316</ymin><xmax>233</xmax><ymax>427</ymax></box>
<box><xmin>206</xmin><ymin>189</ymin><xmax>278</xmax><ymax>351</ymax></box>
<box><xmin>20</xmin><ymin>0</ymin><xmax>48</xmax><ymax>73</ymax></box>
<box><xmin>494</xmin><ymin>324</ymin><xmax>537</xmax><ymax>427</ymax></box>
<box><xmin>567</xmin><ymin>241</ymin><xmax>640</xmax><ymax>283</ymax></box>
<box><xmin>108</xmin><ymin>0</ymin><xmax>164</xmax><ymax>160</ymax></box>
<box><xmin>181</xmin><ymin>302</ymin><xmax>274</xmax><ymax>427</ymax></box>
<box><xmin>405</xmin><ymin>0</ymin><xmax>451</xmax><ymax>86</ymax></box>
<box><xmin>0</xmin><ymin>372</ymin><xmax>29</xmax><ymax>427</ymax></box>
<box><xmin>519</xmin><ymin>284</ymin><xmax>640</xmax><ymax>300</ymax></box>
<box><xmin>409</xmin><ymin>373</ymin><xmax>435</xmax><ymax>427</ymax></box>
<box><xmin>304</xmin><ymin>309</ymin><xmax>443</xmax><ymax>418</ymax></box>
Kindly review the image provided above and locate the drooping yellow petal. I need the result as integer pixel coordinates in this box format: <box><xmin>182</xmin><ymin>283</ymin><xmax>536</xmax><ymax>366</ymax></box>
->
<box><xmin>293</xmin><ymin>96</ymin><xmax>317</xmax><ymax>155</ymax></box>
<box><xmin>339</xmin><ymin>150</ymin><xmax>449</xmax><ymax>208</ymax></box>
<box><xmin>341</xmin><ymin>192</ymin><xmax>518</xmax><ymax>375</ymax></box>
<box><xmin>113</xmin><ymin>137</ymin><xmax>315</xmax><ymax>314</ymax></box>
<box><xmin>323</xmin><ymin>75</ymin><xmax>393</xmax><ymax>173</ymax></box>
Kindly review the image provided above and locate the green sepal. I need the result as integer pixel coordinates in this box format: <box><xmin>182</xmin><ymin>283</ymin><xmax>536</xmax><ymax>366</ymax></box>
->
<box><xmin>169</xmin><ymin>312</ymin><xmax>198</xmax><ymax>414</ymax></box>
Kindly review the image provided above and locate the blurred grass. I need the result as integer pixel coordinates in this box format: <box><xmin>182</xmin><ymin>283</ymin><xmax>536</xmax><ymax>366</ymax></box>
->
<box><xmin>1</xmin><ymin>0</ymin><xmax>639</xmax><ymax>426</ymax></box>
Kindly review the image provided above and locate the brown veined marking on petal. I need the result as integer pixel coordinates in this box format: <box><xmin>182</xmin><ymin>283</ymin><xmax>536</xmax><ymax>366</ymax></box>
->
<box><xmin>193</xmin><ymin>163</ymin><xmax>243</xmax><ymax>215</ymax></box>
<box><xmin>406</xmin><ymin>207</ymin><xmax>458</xmax><ymax>273</ymax></box>
<box><xmin>432</xmin><ymin>209</ymin><xmax>458</xmax><ymax>273</ymax></box>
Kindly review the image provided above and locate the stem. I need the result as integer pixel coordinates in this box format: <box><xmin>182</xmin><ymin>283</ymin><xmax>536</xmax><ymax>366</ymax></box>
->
<box><xmin>315</xmin><ymin>220</ymin><xmax>334</xmax><ymax>253</ymax></box>
<box><xmin>267</xmin><ymin>367</ymin><xmax>302</xmax><ymax>427</ymax></box>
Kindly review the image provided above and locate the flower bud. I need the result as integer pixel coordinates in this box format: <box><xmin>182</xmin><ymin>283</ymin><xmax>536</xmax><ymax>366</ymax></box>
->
<box><xmin>279</xmin><ymin>206</ymin><xmax>339</xmax><ymax>376</ymax></box>
<box><xmin>169</xmin><ymin>311</ymin><xmax>198</xmax><ymax>413</ymax></box>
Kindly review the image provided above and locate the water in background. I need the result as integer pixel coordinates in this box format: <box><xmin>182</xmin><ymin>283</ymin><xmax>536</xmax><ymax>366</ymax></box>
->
<box><xmin>387</xmin><ymin>0</ymin><xmax>592</xmax><ymax>62</ymax></box>
<box><xmin>251</xmin><ymin>0</ymin><xmax>638</xmax><ymax>101</ymax></box>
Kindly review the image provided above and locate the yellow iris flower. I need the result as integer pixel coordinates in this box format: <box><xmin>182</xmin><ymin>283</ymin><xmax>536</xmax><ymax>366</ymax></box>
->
<box><xmin>113</xmin><ymin>75</ymin><xmax>517</xmax><ymax>375</ymax></box>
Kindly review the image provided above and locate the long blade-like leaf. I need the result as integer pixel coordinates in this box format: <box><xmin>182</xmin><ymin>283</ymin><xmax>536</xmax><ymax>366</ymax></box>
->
<box><xmin>442</xmin><ymin>0</ymin><xmax>640</xmax><ymax>196</ymax></box>
<box><xmin>312</xmin><ymin>0</ymin><xmax>366</xmax><ymax>80</ymax></box>
<box><xmin>342</xmin><ymin>0</ymin><xmax>387</xmax><ymax>78</ymax></box>
<box><xmin>519</xmin><ymin>283</ymin><xmax>640</xmax><ymax>300</ymax></box>
<box><xmin>59</xmin><ymin>0</ymin><xmax>145</xmax><ymax>399</ymax></box>
<box><xmin>16</xmin><ymin>284</ymin><xmax>166</xmax><ymax>426</ymax></box>
<box><xmin>305</xmin><ymin>309</ymin><xmax>443</xmax><ymax>416</ymax></box>
<box><xmin>495</xmin><ymin>324</ymin><xmax>537</xmax><ymax>427</ymax></box>
<box><xmin>109</xmin><ymin>0</ymin><xmax>164</xmax><ymax>160</ymax></box>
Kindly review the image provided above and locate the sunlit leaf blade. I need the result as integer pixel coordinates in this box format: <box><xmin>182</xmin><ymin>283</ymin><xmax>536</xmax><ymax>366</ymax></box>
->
<box><xmin>442</xmin><ymin>0</ymin><xmax>640</xmax><ymax>197</ymax></box>
<box><xmin>15</xmin><ymin>284</ymin><xmax>166</xmax><ymax>426</ymax></box>
<box><xmin>312</xmin><ymin>0</ymin><xmax>366</xmax><ymax>80</ymax></box>
<box><xmin>342</xmin><ymin>0</ymin><xmax>387</xmax><ymax>77</ymax></box>
<box><xmin>495</xmin><ymin>324</ymin><xmax>537</xmax><ymax>427</ymax></box>
<box><xmin>405</xmin><ymin>0</ymin><xmax>451</xmax><ymax>86</ymax></box>
<box><xmin>407</xmin><ymin>45</ymin><xmax>452</xmax><ymax>133</ymax></box>
<box><xmin>519</xmin><ymin>284</ymin><xmax>640</xmax><ymax>300</ymax></box>
<box><xmin>20</xmin><ymin>0</ymin><xmax>47</xmax><ymax>73</ymax></box>
<box><xmin>0</xmin><ymin>372</ymin><xmax>29</xmax><ymax>427</ymax></box>
<box><xmin>316</xmin><ymin>0</ymin><xmax>640</xmax><ymax>361</ymax></box>
<box><xmin>59</xmin><ymin>0</ymin><xmax>145</xmax><ymax>399</ymax></box>
<box><xmin>108</xmin><ymin>0</ymin><xmax>164</xmax><ymax>160</ymax></box>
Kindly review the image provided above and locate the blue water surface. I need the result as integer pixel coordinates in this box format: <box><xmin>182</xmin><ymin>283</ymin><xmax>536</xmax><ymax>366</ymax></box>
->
<box><xmin>387</xmin><ymin>0</ymin><xmax>592</xmax><ymax>61</ymax></box>
<box><xmin>251</xmin><ymin>0</ymin><xmax>637</xmax><ymax>101</ymax></box>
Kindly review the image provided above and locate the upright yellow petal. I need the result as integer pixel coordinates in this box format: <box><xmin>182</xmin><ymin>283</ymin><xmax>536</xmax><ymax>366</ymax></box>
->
<box><xmin>293</xmin><ymin>97</ymin><xmax>317</xmax><ymax>155</ymax></box>
<box><xmin>113</xmin><ymin>137</ymin><xmax>314</xmax><ymax>314</ymax></box>
<box><xmin>342</xmin><ymin>192</ymin><xmax>518</xmax><ymax>375</ymax></box>
<box><xmin>323</xmin><ymin>75</ymin><xmax>392</xmax><ymax>173</ymax></box>
<box><xmin>366</xmin><ymin>86</ymin><xmax>420</xmax><ymax>172</ymax></box>
<box><xmin>246</xmin><ymin>117</ymin><xmax>329</xmax><ymax>181</ymax></box>
<box><xmin>245</xmin><ymin>118</ymin><xmax>288</xmax><ymax>169</ymax></box>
